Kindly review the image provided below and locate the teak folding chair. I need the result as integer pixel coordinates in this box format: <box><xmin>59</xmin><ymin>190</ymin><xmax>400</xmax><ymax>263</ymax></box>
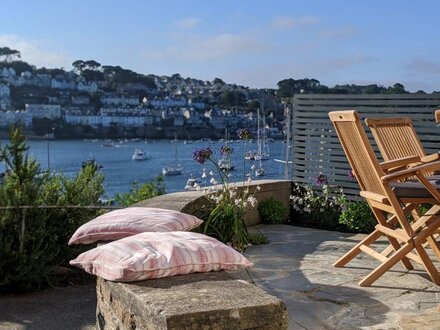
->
<box><xmin>329</xmin><ymin>110</ymin><xmax>440</xmax><ymax>286</ymax></box>
<box><xmin>365</xmin><ymin>115</ymin><xmax>440</xmax><ymax>248</ymax></box>
<box><xmin>436</xmin><ymin>109</ymin><xmax>440</xmax><ymax>124</ymax></box>
<box><xmin>365</xmin><ymin>116</ymin><xmax>440</xmax><ymax>175</ymax></box>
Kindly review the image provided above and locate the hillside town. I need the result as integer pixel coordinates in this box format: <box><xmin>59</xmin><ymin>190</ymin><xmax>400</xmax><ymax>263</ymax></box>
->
<box><xmin>0</xmin><ymin>55</ymin><xmax>284</xmax><ymax>139</ymax></box>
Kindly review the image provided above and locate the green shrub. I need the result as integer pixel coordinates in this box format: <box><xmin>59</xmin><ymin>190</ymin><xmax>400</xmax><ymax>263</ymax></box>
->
<box><xmin>0</xmin><ymin>128</ymin><xmax>104</xmax><ymax>292</ymax></box>
<box><xmin>114</xmin><ymin>177</ymin><xmax>165</xmax><ymax>206</ymax></box>
<box><xmin>258</xmin><ymin>196</ymin><xmax>287</xmax><ymax>224</ymax></box>
<box><xmin>248</xmin><ymin>232</ymin><xmax>268</xmax><ymax>245</ymax></box>
<box><xmin>290</xmin><ymin>182</ymin><xmax>347</xmax><ymax>231</ymax></box>
<box><xmin>338</xmin><ymin>201</ymin><xmax>375</xmax><ymax>233</ymax></box>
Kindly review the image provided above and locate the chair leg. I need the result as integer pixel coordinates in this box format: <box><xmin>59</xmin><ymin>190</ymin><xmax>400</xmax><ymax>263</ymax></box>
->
<box><xmin>426</xmin><ymin>236</ymin><xmax>440</xmax><ymax>262</ymax></box>
<box><xmin>359</xmin><ymin>242</ymin><xmax>413</xmax><ymax>287</ymax></box>
<box><xmin>414</xmin><ymin>245</ymin><xmax>440</xmax><ymax>285</ymax></box>
<box><xmin>333</xmin><ymin>230</ymin><xmax>381</xmax><ymax>267</ymax></box>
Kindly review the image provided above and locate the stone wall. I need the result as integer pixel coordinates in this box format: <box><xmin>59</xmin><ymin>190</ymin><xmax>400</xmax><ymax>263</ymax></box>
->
<box><xmin>135</xmin><ymin>179</ymin><xmax>293</xmax><ymax>226</ymax></box>
<box><xmin>96</xmin><ymin>273</ymin><xmax>288</xmax><ymax>330</ymax></box>
<box><xmin>98</xmin><ymin>180</ymin><xmax>292</xmax><ymax>329</ymax></box>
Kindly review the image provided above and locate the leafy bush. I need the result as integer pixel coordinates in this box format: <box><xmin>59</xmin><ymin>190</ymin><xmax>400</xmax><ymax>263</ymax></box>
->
<box><xmin>290</xmin><ymin>182</ymin><xmax>347</xmax><ymax>231</ymax></box>
<box><xmin>248</xmin><ymin>232</ymin><xmax>268</xmax><ymax>245</ymax></box>
<box><xmin>0</xmin><ymin>128</ymin><xmax>104</xmax><ymax>292</ymax></box>
<box><xmin>114</xmin><ymin>177</ymin><xmax>165</xmax><ymax>206</ymax></box>
<box><xmin>258</xmin><ymin>196</ymin><xmax>287</xmax><ymax>224</ymax></box>
<box><xmin>338</xmin><ymin>201</ymin><xmax>375</xmax><ymax>233</ymax></box>
<box><xmin>40</xmin><ymin>165</ymin><xmax>105</xmax><ymax>263</ymax></box>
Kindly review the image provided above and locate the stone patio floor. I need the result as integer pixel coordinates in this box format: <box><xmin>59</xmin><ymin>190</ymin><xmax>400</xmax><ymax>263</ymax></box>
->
<box><xmin>246</xmin><ymin>225</ymin><xmax>440</xmax><ymax>330</ymax></box>
<box><xmin>1</xmin><ymin>224</ymin><xmax>439</xmax><ymax>329</ymax></box>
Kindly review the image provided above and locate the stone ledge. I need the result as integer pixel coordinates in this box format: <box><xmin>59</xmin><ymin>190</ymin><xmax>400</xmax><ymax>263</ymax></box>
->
<box><xmin>96</xmin><ymin>272</ymin><xmax>288</xmax><ymax>330</ymax></box>
<box><xmin>134</xmin><ymin>179</ymin><xmax>292</xmax><ymax>226</ymax></box>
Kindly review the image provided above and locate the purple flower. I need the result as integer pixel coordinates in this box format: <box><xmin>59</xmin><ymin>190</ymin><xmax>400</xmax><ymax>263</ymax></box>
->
<box><xmin>316</xmin><ymin>173</ymin><xmax>328</xmax><ymax>186</ymax></box>
<box><xmin>238</xmin><ymin>128</ymin><xmax>252</xmax><ymax>140</ymax></box>
<box><xmin>220</xmin><ymin>145</ymin><xmax>234</xmax><ymax>155</ymax></box>
<box><xmin>193</xmin><ymin>147</ymin><xmax>213</xmax><ymax>164</ymax></box>
<box><xmin>348</xmin><ymin>170</ymin><xmax>356</xmax><ymax>180</ymax></box>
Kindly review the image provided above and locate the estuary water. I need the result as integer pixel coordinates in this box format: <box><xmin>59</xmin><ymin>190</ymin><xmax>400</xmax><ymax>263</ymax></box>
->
<box><xmin>0</xmin><ymin>139</ymin><xmax>290</xmax><ymax>198</ymax></box>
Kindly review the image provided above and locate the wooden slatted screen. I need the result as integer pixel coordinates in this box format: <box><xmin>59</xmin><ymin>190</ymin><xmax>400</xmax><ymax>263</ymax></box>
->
<box><xmin>291</xmin><ymin>94</ymin><xmax>440</xmax><ymax>198</ymax></box>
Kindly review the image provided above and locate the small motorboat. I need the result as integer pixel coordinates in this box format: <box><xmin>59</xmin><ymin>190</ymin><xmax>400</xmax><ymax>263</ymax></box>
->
<box><xmin>255</xmin><ymin>166</ymin><xmax>265</xmax><ymax>177</ymax></box>
<box><xmin>219</xmin><ymin>157</ymin><xmax>235</xmax><ymax>171</ymax></box>
<box><xmin>82</xmin><ymin>157</ymin><xmax>103</xmax><ymax>170</ymax></box>
<box><xmin>132</xmin><ymin>149</ymin><xmax>150</xmax><ymax>161</ymax></box>
<box><xmin>162</xmin><ymin>164</ymin><xmax>183</xmax><ymax>176</ymax></box>
<box><xmin>184</xmin><ymin>177</ymin><xmax>202</xmax><ymax>191</ymax></box>
<box><xmin>244</xmin><ymin>151</ymin><xmax>256</xmax><ymax>160</ymax></box>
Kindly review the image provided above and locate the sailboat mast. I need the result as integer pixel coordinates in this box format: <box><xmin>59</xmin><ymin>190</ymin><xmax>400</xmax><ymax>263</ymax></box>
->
<box><xmin>284</xmin><ymin>104</ymin><xmax>290</xmax><ymax>179</ymax></box>
<box><xmin>257</xmin><ymin>107</ymin><xmax>261</xmax><ymax>155</ymax></box>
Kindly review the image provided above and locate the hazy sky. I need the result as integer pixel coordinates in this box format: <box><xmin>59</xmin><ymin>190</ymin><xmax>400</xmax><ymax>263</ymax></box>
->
<box><xmin>1</xmin><ymin>1</ymin><xmax>439</xmax><ymax>91</ymax></box>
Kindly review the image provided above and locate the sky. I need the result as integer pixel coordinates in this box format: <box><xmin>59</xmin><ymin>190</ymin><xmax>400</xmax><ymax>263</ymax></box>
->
<box><xmin>1</xmin><ymin>1</ymin><xmax>440</xmax><ymax>92</ymax></box>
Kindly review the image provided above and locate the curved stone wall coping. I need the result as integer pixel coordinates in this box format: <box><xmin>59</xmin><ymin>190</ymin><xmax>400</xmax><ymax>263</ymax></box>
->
<box><xmin>134</xmin><ymin>179</ymin><xmax>293</xmax><ymax>226</ymax></box>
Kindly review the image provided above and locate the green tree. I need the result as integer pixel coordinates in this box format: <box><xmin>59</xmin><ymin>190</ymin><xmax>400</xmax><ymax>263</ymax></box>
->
<box><xmin>114</xmin><ymin>177</ymin><xmax>165</xmax><ymax>206</ymax></box>
<box><xmin>72</xmin><ymin>60</ymin><xmax>85</xmax><ymax>74</ymax></box>
<box><xmin>0</xmin><ymin>47</ymin><xmax>21</xmax><ymax>62</ymax></box>
<box><xmin>0</xmin><ymin>128</ymin><xmax>104</xmax><ymax>292</ymax></box>
<box><xmin>84</xmin><ymin>60</ymin><xmax>101</xmax><ymax>70</ymax></box>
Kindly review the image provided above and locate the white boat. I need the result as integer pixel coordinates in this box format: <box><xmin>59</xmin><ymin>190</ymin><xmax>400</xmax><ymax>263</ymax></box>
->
<box><xmin>255</xmin><ymin>166</ymin><xmax>265</xmax><ymax>177</ymax></box>
<box><xmin>162</xmin><ymin>164</ymin><xmax>183</xmax><ymax>176</ymax></box>
<box><xmin>132</xmin><ymin>149</ymin><xmax>150</xmax><ymax>161</ymax></box>
<box><xmin>219</xmin><ymin>157</ymin><xmax>235</xmax><ymax>171</ymax></box>
<box><xmin>245</xmin><ymin>150</ymin><xmax>256</xmax><ymax>160</ymax></box>
<box><xmin>254</xmin><ymin>106</ymin><xmax>270</xmax><ymax>161</ymax></box>
<box><xmin>184</xmin><ymin>177</ymin><xmax>202</xmax><ymax>191</ymax></box>
<box><xmin>162</xmin><ymin>135</ymin><xmax>183</xmax><ymax>176</ymax></box>
<box><xmin>219</xmin><ymin>128</ymin><xmax>235</xmax><ymax>171</ymax></box>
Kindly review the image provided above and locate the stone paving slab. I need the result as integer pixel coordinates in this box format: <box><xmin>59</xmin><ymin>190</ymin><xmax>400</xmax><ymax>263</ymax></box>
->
<box><xmin>1</xmin><ymin>224</ymin><xmax>439</xmax><ymax>329</ymax></box>
<box><xmin>245</xmin><ymin>225</ymin><xmax>440</xmax><ymax>330</ymax></box>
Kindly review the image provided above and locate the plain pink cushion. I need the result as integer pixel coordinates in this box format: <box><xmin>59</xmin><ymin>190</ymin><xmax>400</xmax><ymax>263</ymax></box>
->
<box><xmin>70</xmin><ymin>231</ymin><xmax>253</xmax><ymax>282</ymax></box>
<box><xmin>68</xmin><ymin>207</ymin><xmax>203</xmax><ymax>245</ymax></box>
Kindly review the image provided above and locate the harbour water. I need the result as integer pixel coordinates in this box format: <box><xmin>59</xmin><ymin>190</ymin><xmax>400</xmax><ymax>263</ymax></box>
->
<box><xmin>0</xmin><ymin>139</ymin><xmax>291</xmax><ymax>198</ymax></box>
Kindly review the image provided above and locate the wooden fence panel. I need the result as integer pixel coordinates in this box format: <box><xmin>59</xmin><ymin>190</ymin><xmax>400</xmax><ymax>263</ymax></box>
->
<box><xmin>291</xmin><ymin>94</ymin><xmax>440</xmax><ymax>198</ymax></box>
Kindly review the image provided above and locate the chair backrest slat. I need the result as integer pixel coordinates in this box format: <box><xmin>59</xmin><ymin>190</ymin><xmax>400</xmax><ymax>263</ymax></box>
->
<box><xmin>329</xmin><ymin>111</ymin><xmax>387</xmax><ymax>197</ymax></box>
<box><xmin>365</xmin><ymin>117</ymin><xmax>426</xmax><ymax>161</ymax></box>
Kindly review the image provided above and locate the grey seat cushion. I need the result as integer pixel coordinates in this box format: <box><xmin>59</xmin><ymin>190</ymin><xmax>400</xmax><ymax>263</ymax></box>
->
<box><xmin>391</xmin><ymin>176</ymin><xmax>440</xmax><ymax>198</ymax></box>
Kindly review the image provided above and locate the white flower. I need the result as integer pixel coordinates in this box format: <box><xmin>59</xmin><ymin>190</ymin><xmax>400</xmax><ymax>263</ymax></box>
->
<box><xmin>201</xmin><ymin>170</ymin><xmax>207</xmax><ymax>179</ymax></box>
<box><xmin>247</xmin><ymin>196</ymin><xmax>257</xmax><ymax>207</ymax></box>
<box><xmin>256</xmin><ymin>185</ymin><xmax>261</xmax><ymax>191</ymax></box>
<box><xmin>209</xmin><ymin>170</ymin><xmax>214</xmax><ymax>176</ymax></box>
<box><xmin>251</xmin><ymin>165</ymin><xmax>255</xmax><ymax>170</ymax></box>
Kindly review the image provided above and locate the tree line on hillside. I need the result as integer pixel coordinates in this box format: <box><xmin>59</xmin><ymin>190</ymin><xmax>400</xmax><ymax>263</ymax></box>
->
<box><xmin>0</xmin><ymin>46</ymin><xmax>437</xmax><ymax>105</ymax></box>
<box><xmin>275</xmin><ymin>78</ymin><xmax>432</xmax><ymax>98</ymax></box>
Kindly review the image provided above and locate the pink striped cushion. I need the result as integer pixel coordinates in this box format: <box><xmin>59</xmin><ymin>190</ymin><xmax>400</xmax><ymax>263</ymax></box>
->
<box><xmin>68</xmin><ymin>207</ymin><xmax>203</xmax><ymax>245</ymax></box>
<box><xmin>70</xmin><ymin>232</ymin><xmax>253</xmax><ymax>282</ymax></box>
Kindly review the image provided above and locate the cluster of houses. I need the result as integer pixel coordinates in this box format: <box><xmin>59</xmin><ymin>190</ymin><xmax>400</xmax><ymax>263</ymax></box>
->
<box><xmin>0</xmin><ymin>66</ymin><xmax>283</xmax><ymax>138</ymax></box>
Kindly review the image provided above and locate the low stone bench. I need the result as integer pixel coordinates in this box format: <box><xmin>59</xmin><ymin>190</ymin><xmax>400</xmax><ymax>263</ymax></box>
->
<box><xmin>96</xmin><ymin>272</ymin><xmax>288</xmax><ymax>329</ymax></box>
<box><xmin>96</xmin><ymin>180</ymin><xmax>291</xmax><ymax>329</ymax></box>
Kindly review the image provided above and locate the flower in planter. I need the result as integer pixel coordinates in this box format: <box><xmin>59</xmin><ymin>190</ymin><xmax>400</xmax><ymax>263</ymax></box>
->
<box><xmin>192</xmin><ymin>139</ymin><xmax>258</xmax><ymax>251</ymax></box>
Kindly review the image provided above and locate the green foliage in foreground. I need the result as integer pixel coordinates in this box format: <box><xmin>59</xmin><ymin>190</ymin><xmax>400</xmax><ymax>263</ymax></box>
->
<box><xmin>258</xmin><ymin>196</ymin><xmax>287</xmax><ymax>225</ymax></box>
<box><xmin>339</xmin><ymin>201</ymin><xmax>375</xmax><ymax>234</ymax></box>
<box><xmin>248</xmin><ymin>232</ymin><xmax>268</xmax><ymax>245</ymax></box>
<box><xmin>0</xmin><ymin>128</ymin><xmax>104</xmax><ymax>292</ymax></box>
<box><xmin>114</xmin><ymin>177</ymin><xmax>165</xmax><ymax>206</ymax></box>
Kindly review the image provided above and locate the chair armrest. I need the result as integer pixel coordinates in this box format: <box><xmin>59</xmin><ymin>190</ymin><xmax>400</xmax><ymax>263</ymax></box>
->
<box><xmin>380</xmin><ymin>155</ymin><xmax>421</xmax><ymax>171</ymax></box>
<box><xmin>435</xmin><ymin>109</ymin><xmax>440</xmax><ymax>123</ymax></box>
<box><xmin>420</xmin><ymin>153</ymin><xmax>440</xmax><ymax>163</ymax></box>
<box><xmin>381</xmin><ymin>160</ymin><xmax>440</xmax><ymax>183</ymax></box>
